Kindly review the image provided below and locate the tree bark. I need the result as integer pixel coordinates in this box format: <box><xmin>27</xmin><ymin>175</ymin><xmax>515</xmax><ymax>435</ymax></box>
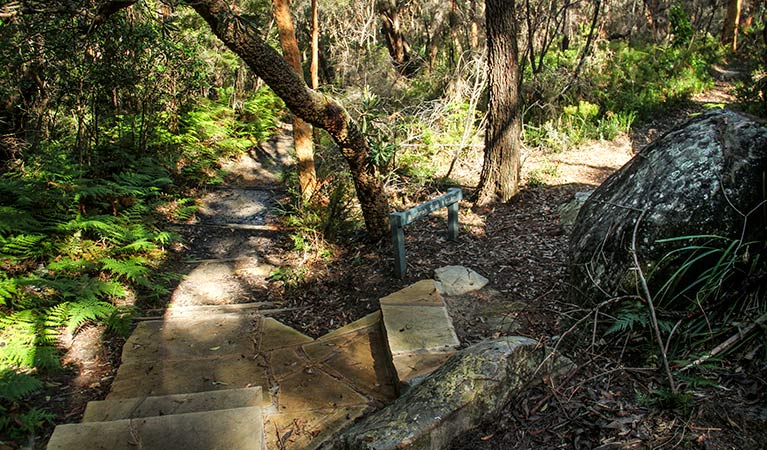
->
<box><xmin>310</xmin><ymin>0</ymin><xmax>320</xmax><ymax>90</ymax></box>
<box><xmin>377</xmin><ymin>0</ymin><xmax>417</xmax><ymax>76</ymax></box>
<box><xmin>272</xmin><ymin>0</ymin><xmax>317</xmax><ymax>200</ymax></box>
<box><xmin>721</xmin><ymin>0</ymin><xmax>742</xmax><ymax>52</ymax></box>
<box><xmin>475</xmin><ymin>0</ymin><xmax>522</xmax><ymax>206</ymax></box>
<box><xmin>187</xmin><ymin>0</ymin><xmax>390</xmax><ymax>240</ymax></box>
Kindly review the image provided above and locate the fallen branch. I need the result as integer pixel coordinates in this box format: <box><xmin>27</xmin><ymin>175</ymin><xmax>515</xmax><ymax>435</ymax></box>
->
<box><xmin>630</xmin><ymin>209</ymin><xmax>677</xmax><ymax>395</ymax></box>
<box><xmin>680</xmin><ymin>311</ymin><xmax>767</xmax><ymax>372</ymax></box>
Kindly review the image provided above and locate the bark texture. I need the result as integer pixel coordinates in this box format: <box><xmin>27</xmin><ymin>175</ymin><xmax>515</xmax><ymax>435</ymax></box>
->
<box><xmin>377</xmin><ymin>0</ymin><xmax>417</xmax><ymax>76</ymax></box>
<box><xmin>475</xmin><ymin>0</ymin><xmax>522</xmax><ymax>206</ymax></box>
<box><xmin>310</xmin><ymin>0</ymin><xmax>320</xmax><ymax>89</ymax></box>
<box><xmin>721</xmin><ymin>0</ymin><xmax>742</xmax><ymax>52</ymax></box>
<box><xmin>272</xmin><ymin>0</ymin><xmax>317</xmax><ymax>200</ymax></box>
<box><xmin>187</xmin><ymin>0</ymin><xmax>390</xmax><ymax>240</ymax></box>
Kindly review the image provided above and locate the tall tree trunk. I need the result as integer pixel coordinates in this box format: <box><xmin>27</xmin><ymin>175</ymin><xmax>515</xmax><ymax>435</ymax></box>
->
<box><xmin>470</xmin><ymin>0</ymin><xmax>481</xmax><ymax>49</ymax></box>
<box><xmin>272</xmin><ymin>0</ymin><xmax>317</xmax><ymax>200</ymax></box>
<box><xmin>721</xmin><ymin>0</ymin><xmax>742</xmax><ymax>52</ymax></box>
<box><xmin>377</xmin><ymin>0</ymin><xmax>417</xmax><ymax>76</ymax></box>
<box><xmin>310</xmin><ymin>0</ymin><xmax>320</xmax><ymax>90</ymax></box>
<box><xmin>188</xmin><ymin>0</ymin><xmax>390</xmax><ymax>240</ymax></box>
<box><xmin>475</xmin><ymin>0</ymin><xmax>522</xmax><ymax>206</ymax></box>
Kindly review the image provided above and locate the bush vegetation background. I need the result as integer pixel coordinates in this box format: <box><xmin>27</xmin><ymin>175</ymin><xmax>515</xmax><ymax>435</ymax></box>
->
<box><xmin>0</xmin><ymin>0</ymin><xmax>765</xmax><ymax>445</ymax></box>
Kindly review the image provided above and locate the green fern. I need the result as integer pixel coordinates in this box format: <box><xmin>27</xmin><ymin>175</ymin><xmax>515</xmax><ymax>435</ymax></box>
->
<box><xmin>0</xmin><ymin>369</ymin><xmax>44</xmax><ymax>402</ymax></box>
<box><xmin>0</xmin><ymin>310</ymin><xmax>60</xmax><ymax>370</ymax></box>
<box><xmin>0</xmin><ymin>234</ymin><xmax>50</xmax><ymax>259</ymax></box>
<box><xmin>100</xmin><ymin>257</ymin><xmax>150</xmax><ymax>284</ymax></box>
<box><xmin>0</xmin><ymin>274</ymin><xmax>17</xmax><ymax>305</ymax></box>
<box><xmin>0</xmin><ymin>206</ymin><xmax>41</xmax><ymax>234</ymax></box>
<box><xmin>606</xmin><ymin>301</ymin><xmax>650</xmax><ymax>334</ymax></box>
<box><xmin>50</xmin><ymin>298</ymin><xmax>116</xmax><ymax>333</ymax></box>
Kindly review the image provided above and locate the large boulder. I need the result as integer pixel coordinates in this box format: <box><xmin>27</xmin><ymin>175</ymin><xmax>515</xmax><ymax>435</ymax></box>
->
<box><xmin>569</xmin><ymin>109</ymin><xmax>767</xmax><ymax>303</ymax></box>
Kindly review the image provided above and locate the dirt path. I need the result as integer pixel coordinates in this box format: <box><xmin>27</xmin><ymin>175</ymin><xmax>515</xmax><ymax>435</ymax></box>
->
<box><xmin>166</xmin><ymin>127</ymin><xmax>295</xmax><ymax>308</ymax></box>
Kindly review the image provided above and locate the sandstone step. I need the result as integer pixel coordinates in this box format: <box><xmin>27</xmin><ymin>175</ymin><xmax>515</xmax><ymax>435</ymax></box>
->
<box><xmin>121</xmin><ymin>315</ymin><xmax>312</xmax><ymax>363</ymax></box>
<box><xmin>83</xmin><ymin>386</ymin><xmax>264</xmax><ymax>422</ymax></box>
<box><xmin>379</xmin><ymin>279</ymin><xmax>460</xmax><ymax>391</ymax></box>
<box><xmin>47</xmin><ymin>406</ymin><xmax>264</xmax><ymax>450</ymax></box>
<box><xmin>109</xmin><ymin>317</ymin><xmax>312</xmax><ymax>400</ymax></box>
<box><xmin>107</xmin><ymin>354</ymin><xmax>270</xmax><ymax>400</ymax></box>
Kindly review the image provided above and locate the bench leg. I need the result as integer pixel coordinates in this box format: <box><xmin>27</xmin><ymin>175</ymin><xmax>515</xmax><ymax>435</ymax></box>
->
<box><xmin>447</xmin><ymin>202</ymin><xmax>459</xmax><ymax>240</ymax></box>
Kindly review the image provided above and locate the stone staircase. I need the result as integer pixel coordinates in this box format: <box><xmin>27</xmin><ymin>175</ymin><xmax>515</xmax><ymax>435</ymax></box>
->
<box><xmin>47</xmin><ymin>278</ymin><xmax>462</xmax><ymax>450</ymax></box>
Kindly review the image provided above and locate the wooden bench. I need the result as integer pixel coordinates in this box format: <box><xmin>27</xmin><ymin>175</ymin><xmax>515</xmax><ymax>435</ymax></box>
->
<box><xmin>389</xmin><ymin>188</ymin><xmax>462</xmax><ymax>278</ymax></box>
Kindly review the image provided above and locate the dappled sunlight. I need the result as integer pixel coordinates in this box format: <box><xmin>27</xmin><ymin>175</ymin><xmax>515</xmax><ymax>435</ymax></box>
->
<box><xmin>522</xmin><ymin>134</ymin><xmax>635</xmax><ymax>188</ymax></box>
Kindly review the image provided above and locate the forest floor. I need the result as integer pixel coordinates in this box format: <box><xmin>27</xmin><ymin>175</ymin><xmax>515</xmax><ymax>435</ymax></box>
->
<box><xmin>39</xmin><ymin>81</ymin><xmax>767</xmax><ymax>450</ymax></box>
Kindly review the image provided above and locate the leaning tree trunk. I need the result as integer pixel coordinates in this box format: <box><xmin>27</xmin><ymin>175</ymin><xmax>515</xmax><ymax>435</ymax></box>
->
<box><xmin>272</xmin><ymin>0</ymin><xmax>317</xmax><ymax>200</ymax></box>
<box><xmin>475</xmin><ymin>0</ymin><xmax>522</xmax><ymax>206</ymax></box>
<box><xmin>187</xmin><ymin>0</ymin><xmax>390</xmax><ymax>240</ymax></box>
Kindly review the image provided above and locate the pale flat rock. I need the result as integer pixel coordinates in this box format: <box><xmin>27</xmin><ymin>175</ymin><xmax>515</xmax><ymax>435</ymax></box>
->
<box><xmin>391</xmin><ymin>351</ymin><xmax>455</xmax><ymax>389</ymax></box>
<box><xmin>107</xmin><ymin>355</ymin><xmax>270</xmax><ymax>400</ymax></box>
<box><xmin>434</xmin><ymin>266</ymin><xmax>489</xmax><ymax>296</ymax></box>
<box><xmin>307</xmin><ymin>320</ymin><xmax>397</xmax><ymax>402</ymax></box>
<box><xmin>83</xmin><ymin>387</ymin><xmax>264</xmax><ymax>422</ymax></box>
<box><xmin>313</xmin><ymin>311</ymin><xmax>381</xmax><ymax>342</ymax></box>
<box><xmin>48</xmin><ymin>406</ymin><xmax>264</xmax><ymax>450</ymax></box>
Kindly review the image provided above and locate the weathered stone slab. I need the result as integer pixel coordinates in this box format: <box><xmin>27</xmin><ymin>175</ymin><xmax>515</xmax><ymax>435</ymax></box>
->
<box><xmin>315</xmin><ymin>325</ymin><xmax>397</xmax><ymax>402</ymax></box>
<box><xmin>162</xmin><ymin>302</ymin><xmax>273</xmax><ymax>317</ymax></box>
<box><xmin>321</xmin><ymin>337</ymin><xmax>573</xmax><ymax>450</ymax></box>
<box><xmin>121</xmin><ymin>314</ymin><xmax>258</xmax><ymax>363</ymax></box>
<box><xmin>263</xmin><ymin>406</ymin><xmax>367</xmax><ymax>450</ymax></box>
<box><xmin>381</xmin><ymin>304</ymin><xmax>459</xmax><ymax>355</ymax></box>
<box><xmin>48</xmin><ymin>406</ymin><xmax>264</xmax><ymax>450</ymax></box>
<box><xmin>434</xmin><ymin>266</ymin><xmax>489</xmax><ymax>296</ymax></box>
<box><xmin>379</xmin><ymin>280</ymin><xmax>443</xmax><ymax>306</ymax></box>
<box><xmin>276</xmin><ymin>368</ymin><xmax>369</xmax><ymax>412</ymax></box>
<box><xmin>107</xmin><ymin>355</ymin><xmax>270</xmax><ymax>400</ymax></box>
<box><xmin>258</xmin><ymin>317</ymin><xmax>314</xmax><ymax>351</ymax></box>
<box><xmin>268</xmin><ymin>347</ymin><xmax>313</xmax><ymax>381</ymax></box>
<box><xmin>391</xmin><ymin>350</ymin><xmax>455</xmax><ymax>388</ymax></box>
<box><xmin>314</xmin><ymin>311</ymin><xmax>381</xmax><ymax>341</ymax></box>
<box><xmin>83</xmin><ymin>386</ymin><xmax>264</xmax><ymax>422</ymax></box>
<box><xmin>380</xmin><ymin>280</ymin><xmax>460</xmax><ymax>389</ymax></box>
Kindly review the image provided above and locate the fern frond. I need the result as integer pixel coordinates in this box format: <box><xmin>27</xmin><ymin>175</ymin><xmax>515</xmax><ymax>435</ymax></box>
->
<box><xmin>0</xmin><ymin>310</ymin><xmax>60</xmax><ymax>370</ymax></box>
<box><xmin>59</xmin><ymin>215</ymin><xmax>127</xmax><ymax>243</ymax></box>
<box><xmin>100</xmin><ymin>257</ymin><xmax>149</xmax><ymax>283</ymax></box>
<box><xmin>51</xmin><ymin>298</ymin><xmax>116</xmax><ymax>333</ymax></box>
<box><xmin>0</xmin><ymin>206</ymin><xmax>41</xmax><ymax>235</ymax></box>
<box><xmin>46</xmin><ymin>257</ymin><xmax>97</xmax><ymax>275</ymax></box>
<box><xmin>0</xmin><ymin>369</ymin><xmax>43</xmax><ymax>402</ymax></box>
<box><xmin>0</xmin><ymin>275</ymin><xmax>17</xmax><ymax>306</ymax></box>
<box><xmin>118</xmin><ymin>239</ymin><xmax>158</xmax><ymax>253</ymax></box>
<box><xmin>0</xmin><ymin>234</ymin><xmax>49</xmax><ymax>259</ymax></box>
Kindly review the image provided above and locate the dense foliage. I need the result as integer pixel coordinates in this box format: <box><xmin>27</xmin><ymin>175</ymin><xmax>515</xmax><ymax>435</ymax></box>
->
<box><xmin>0</xmin><ymin>0</ymin><xmax>764</xmax><ymax>445</ymax></box>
